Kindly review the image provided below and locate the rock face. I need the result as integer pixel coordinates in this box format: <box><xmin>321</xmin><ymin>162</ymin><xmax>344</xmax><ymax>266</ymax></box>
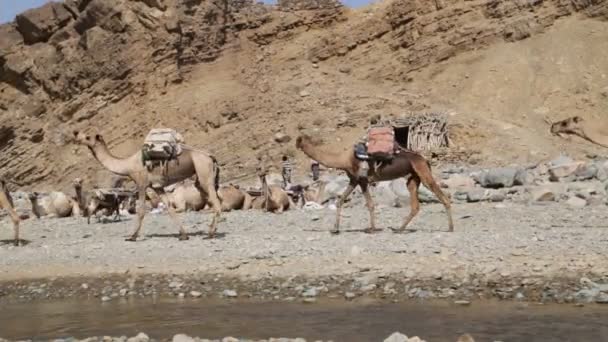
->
<box><xmin>0</xmin><ymin>0</ymin><xmax>607</xmax><ymax>189</ymax></box>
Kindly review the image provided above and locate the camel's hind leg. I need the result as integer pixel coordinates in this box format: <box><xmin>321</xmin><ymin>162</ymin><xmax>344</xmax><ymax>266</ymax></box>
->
<box><xmin>127</xmin><ymin>185</ymin><xmax>148</xmax><ymax>241</ymax></box>
<box><xmin>359</xmin><ymin>181</ymin><xmax>377</xmax><ymax>233</ymax></box>
<box><xmin>1</xmin><ymin>193</ymin><xmax>21</xmax><ymax>246</ymax></box>
<box><xmin>156</xmin><ymin>189</ymin><xmax>189</xmax><ymax>241</ymax></box>
<box><xmin>414</xmin><ymin>161</ymin><xmax>454</xmax><ymax>232</ymax></box>
<box><xmin>333</xmin><ymin>179</ymin><xmax>357</xmax><ymax>234</ymax></box>
<box><xmin>394</xmin><ymin>175</ymin><xmax>421</xmax><ymax>233</ymax></box>
<box><xmin>193</xmin><ymin>160</ymin><xmax>221</xmax><ymax>238</ymax></box>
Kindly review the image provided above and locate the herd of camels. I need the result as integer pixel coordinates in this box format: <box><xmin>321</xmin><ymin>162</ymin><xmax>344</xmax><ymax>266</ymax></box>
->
<box><xmin>0</xmin><ymin>116</ymin><xmax>595</xmax><ymax>246</ymax></box>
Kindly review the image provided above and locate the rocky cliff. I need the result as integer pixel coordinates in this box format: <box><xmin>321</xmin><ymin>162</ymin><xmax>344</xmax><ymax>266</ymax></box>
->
<box><xmin>0</xmin><ymin>0</ymin><xmax>606</xmax><ymax>190</ymax></box>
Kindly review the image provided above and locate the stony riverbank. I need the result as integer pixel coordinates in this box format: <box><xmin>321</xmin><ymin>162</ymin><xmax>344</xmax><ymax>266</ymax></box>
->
<box><xmin>0</xmin><ymin>332</ymin><xmax>431</xmax><ymax>342</ymax></box>
<box><xmin>1</xmin><ymin>199</ymin><xmax>608</xmax><ymax>305</ymax></box>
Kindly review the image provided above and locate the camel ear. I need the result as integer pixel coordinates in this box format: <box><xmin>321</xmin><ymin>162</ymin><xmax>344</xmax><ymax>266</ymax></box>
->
<box><xmin>573</xmin><ymin>116</ymin><xmax>582</xmax><ymax>123</ymax></box>
<box><xmin>95</xmin><ymin>134</ymin><xmax>103</xmax><ymax>142</ymax></box>
<box><xmin>73</xmin><ymin>130</ymin><xmax>79</xmax><ymax>137</ymax></box>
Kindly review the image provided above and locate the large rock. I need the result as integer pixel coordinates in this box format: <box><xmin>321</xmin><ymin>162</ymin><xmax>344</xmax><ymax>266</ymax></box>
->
<box><xmin>566</xmin><ymin>196</ymin><xmax>587</xmax><ymax>208</ymax></box>
<box><xmin>15</xmin><ymin>2</ymin><xmax>73</xmax><ymax>44</ymax></box>
<box><xmin>575</xmin><ymin>163</ymin><xmax>598</xmax><ymax>181</ymax></box>
<box><xmin>384</xmin><ymin>332</ymin><xmax>409</xmax><ymax>342</ymax></box>
<box><xmin>317</xmin><ymin>174</ymin><xmax>350</xmax><ymax>203</ymax></box>
<box><xmin>548</xmin><ymin>156</ymin><xmax>584</xmax><ymax>181</ymax></box>
<box><xmin>477</xmin><ymin>168</ymin><xmax>519</xmax><ymax>188</ymax></box>
<box><xmin>440</xmin><ymin>174</ymin><xmax>475</xmax><ymax>189</ymax></box>
<box><xmin>0</xmin><ymin>24</ymin><xmax>23</xmax><ymax>57</ymax></box>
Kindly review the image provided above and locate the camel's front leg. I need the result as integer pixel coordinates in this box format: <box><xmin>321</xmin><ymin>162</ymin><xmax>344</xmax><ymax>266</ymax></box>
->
<box><xmin>127</xmin><ymin>186</ymin><xmax>147</xmax><ymax>241</ymax></box>
<box><xmin>157</xmin><ymin>190</ymin><xmax>189</xmax><ymax>241</ymax></box>
<box><xmin>360</xmin><ymin>182</ymin><xmax>377</xmax><ymax>233</ymax></box>
<box><xmin>8</xmin><ymin>208</ymin><xmax>20</xmax><ymax>246</ymax></box>
<box><xmin>333</xmin><ymin>182</ymin><xmax>357</xmax><ymax>234</ymax></box>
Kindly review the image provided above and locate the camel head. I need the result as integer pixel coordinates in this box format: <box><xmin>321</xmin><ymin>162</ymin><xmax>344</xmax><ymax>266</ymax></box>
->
<box><xmin>72</xmin><ymin>130</ymin><xmax>105</xmax><ymax>148</ymax></box>
<box><xmin>27</xmin><ymin>192</ymin><xmax>39</xmax><ymax>201</ymax></box>
<box><xmin>73</xmin><ymin>178</ymin><xmax>83</xmax><ymax>188</ymax></box>
<box><xmin>550</xmin><ymin>116</ymin><xmax>584</xmax><ymax>136</ymax></box>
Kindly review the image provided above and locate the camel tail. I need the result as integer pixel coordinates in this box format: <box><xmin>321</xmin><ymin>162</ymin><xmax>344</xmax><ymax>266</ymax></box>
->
<box><xmin>212</xmin><ymin>157</ymin><xmax>220</xmax><ymax>191</ymax></box>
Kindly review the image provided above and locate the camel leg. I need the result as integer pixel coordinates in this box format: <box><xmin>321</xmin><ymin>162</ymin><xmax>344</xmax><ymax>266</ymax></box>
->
<box><xmin>193</xmin><ymin>169</ymin><xmax>221</xmax><ymax>239</ymax></box>
<box><xmin>417</xmin><ymin>168</ymin><xmax>454</xmax><ymax>232</ymax></box>
<box><xmin>359</xmin><ymin>181</ymin><xmax>377</xmax><ymax>233</ymax></box>
<box><xmin>333</xmin><ymin>180</ymin><xmax>357</xmax><ymax>234</ymax></box>
<box><xmin>394</xmin><ymin>176</ymin><xmax>420</xmax><ymax>233</ymax></box>
<box><xmin>127</xmin><ymin>185</ymin><xmax>148</xmax><ymax>241</ymax></box>
<box><xmin>0</xmin><ymin>194</ymin><xmax>21</xmax><ymax>246</ymax></box>
<box><xmin>156</xmin><ymin>189</ymin><xmax>189</xmax><ymax>241</ymax></box>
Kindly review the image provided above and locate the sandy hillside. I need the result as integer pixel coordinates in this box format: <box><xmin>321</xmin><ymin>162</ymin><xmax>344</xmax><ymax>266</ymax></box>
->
<box><xmin>0</xmin><ymin>0</ymin><xmax>607</xmax><ymax>191</ymax></box>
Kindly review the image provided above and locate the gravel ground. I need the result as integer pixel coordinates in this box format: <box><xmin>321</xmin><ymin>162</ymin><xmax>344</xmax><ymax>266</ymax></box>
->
<box><xmin>1</xmin><ymin>202</ymin><xmax>608</xmax><ymax>303</ymax></box>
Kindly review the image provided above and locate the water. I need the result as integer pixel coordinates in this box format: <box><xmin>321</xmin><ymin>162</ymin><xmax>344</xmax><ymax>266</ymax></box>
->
<box><xmin>1</xmin><ymin>298</ymin><xmax>608</xmax><ymax>341</ymax></box>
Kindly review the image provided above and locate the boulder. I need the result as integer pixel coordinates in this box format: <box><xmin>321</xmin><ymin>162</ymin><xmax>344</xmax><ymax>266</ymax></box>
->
<box><xmin>478</xmin><ymin>167</ymin><xmax>519</xmax><ymax>188</ymax></box>
<box><xmin>549</xmin><ymin>159</ymin><xmax>584</xmax><ymax>181</ymax></box>
<box><xmin>595</xmin><ymin>160</ymin><xmax>608</xmax><ymax>181</ymax></box>
<box><xmin>15</xmin><ymin>2</ymin><xmax>73</xmax><ymax>44</ymax></box>
<box><xmin>575</xmin><ymin>163</ymin><xmax>597</xmax><ymax>181</ymax></box>
<box><xmin>384</xmin><ymin>332</ymin><xmax>409</xmax><ymax>342</ymax></box>
<box><xmin>466</xmin><ymin>189</ymin><xmax>486</xmax><ymax>202</ymax></box>
<box><xmin>566</xmin><ymin>196</ymin><xmax>587</xmax><ymax>208</ymax></box>
<box><xmin>418</xmin><ymin>184</ymin><xmax>440</xmax><ymax>203</ymax></box>
<box><xmin>273</xmin><ymin>132</ymin><xmax>291</xmax><ymax>143</ymax></box>
<box><xmin>531</xmin><ymin>186</ymin><xmax>557</xmax><ymax>202</ymax></box>
<box><xmin>514</xmin><ymin>168</ymin><xmax>534</xmax><ymax>185</ymax></box>
<box><xmin>0</xmin><ymin>24</ymin><xmax>23</xmax><ymax>57</ymax></box>
<box><xmin>440</xmin><ymin>174</ymin><xmax>475</xmax><ymax>189</ymax></box>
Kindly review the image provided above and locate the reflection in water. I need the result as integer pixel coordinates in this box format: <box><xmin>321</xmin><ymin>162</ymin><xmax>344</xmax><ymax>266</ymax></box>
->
<box><xmin>1</xmin><ymin>298</ymin><xmax>608</xmax><ymax>341</ymax></box>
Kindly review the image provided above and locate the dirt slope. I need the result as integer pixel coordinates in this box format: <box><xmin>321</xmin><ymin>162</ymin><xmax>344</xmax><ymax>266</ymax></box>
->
<box><xmin>0</xmin><ymin>0</ymin><xmax>607</xmax><ymax>191</ymax></box>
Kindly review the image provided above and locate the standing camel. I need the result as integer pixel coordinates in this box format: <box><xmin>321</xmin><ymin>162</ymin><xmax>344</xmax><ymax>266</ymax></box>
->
<box><xmin>0</xmin><ymin>179</ymin><xmax>20</xmax><ymax>245</ymax></box>
<box><xmin>295</xmin><ymin>135</ymin><xmax>453</xmax><ymax>233</ymax></box>
<box><xmin>72</xmin><ymin>130</ymin><xmax>222</xmax><ymax>241</ymax></box>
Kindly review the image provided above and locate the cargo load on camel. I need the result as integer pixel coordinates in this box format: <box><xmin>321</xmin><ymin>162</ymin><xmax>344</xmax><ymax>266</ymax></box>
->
<box><xmin>142</xmin><ymin>128</ymin><xmax>184</xmax><ymax>162</ymax></box>
<box><xmin>365</xmin><ymin>126</ymin><xmax>396</xmax><ymax>160</ymax></box>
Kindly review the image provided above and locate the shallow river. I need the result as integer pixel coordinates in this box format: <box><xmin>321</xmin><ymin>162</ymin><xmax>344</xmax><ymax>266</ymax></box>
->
<box><xmin>1</xmin><ymin>298</ymin><xmax>607</xmax><ymax>341</ymax></box>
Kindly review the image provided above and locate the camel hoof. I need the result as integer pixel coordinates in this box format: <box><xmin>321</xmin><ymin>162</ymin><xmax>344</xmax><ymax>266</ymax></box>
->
<box><xmin>390</xmin><ymin>227</ymin><xmax>405</xmax><ymax>234</ymax></box>
<box><xmin>179</xmin><ymin>235</ymin><xmax>189</xmax><ymax>241</ymax></box>
<box><xmin>330</xmin><ymin>230</ymin><xmax>340</xmax><ymax>235</ymax></box>
<box><xmin>125</xmin><ymin>236</ymin><xmax>138</xmax><ymax>242</ymax></box>
<box><xmin>14</xmin><ymin>240</ymin><xmax>20</xmax><ymax>247</ymax></box>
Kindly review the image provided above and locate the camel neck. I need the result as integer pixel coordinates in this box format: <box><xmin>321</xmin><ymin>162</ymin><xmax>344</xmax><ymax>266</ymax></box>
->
<box><xmin>90</xmin><ymin>143</ymin><xmax>134</xmax><ymax>176</ymax></box>
<box><xmin>299</xmin><ymin>140</ymin><xmax>353</xmax><ymax>170</ymax></box>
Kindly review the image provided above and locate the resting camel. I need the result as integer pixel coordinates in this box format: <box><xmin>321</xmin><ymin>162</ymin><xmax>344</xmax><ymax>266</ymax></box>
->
<box><xmin>0</xmin><ymin>179</ymin><xmax>20</xmax><ymax>245</ymax></box>
<box><xmin>550</xmin><ymin>116</ymin><xmax>608</xmax><ymax>148</ymax></box>
<box><xmin>28</xmin><ymin>190</ymin><xmax>79</xmax><ymax>218</ymax></box>
<box><xmin>166</xmin><ymin>180</ymin><xmax>205</xmax><ymax>213</ymax></box>
<box><xmin>257</xmin><ymin>166</ymin><xmax>290</xmax><ymax>213</ymax></box>
<box><xmin>295</xmin><ymin>135</ymin><xmax>453</xmax><ymax>233</ymax></box>
<box><xmin>218</xmin><ymin>184</ymin><xmax>248</xmax><ymax>211</ymax></box>
<box><xmin>72</xmin><ymin>130</ymin><xmax>222</xmax><ymax>241</ymax></box>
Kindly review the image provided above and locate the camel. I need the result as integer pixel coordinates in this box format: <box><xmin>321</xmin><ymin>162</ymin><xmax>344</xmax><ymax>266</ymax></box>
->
<box><xmin>257</xmin><ymin>166</ymin><xmax>290</xmax><ymax>213</ymax></box>
<box><xmin>550</xmin><ymin>116</ymin><xmax>608</xmax><ymax>148</ymax></box>
<box><xmin>302</xmin><ymin>181</ymin><xmax>327</xmax><ymax>205</ymax></box>
<box><xmin>166</xmin><ymin>180</ymin><xmax>205</xmax><ymax>213</ymax></box>
<box><xmin>72</xmin><ymin>130</ymin><xmax>222</xmax><ymax>241</ymax></box>
<box><xmin>28</xmin><ymin>191</ymin><xmax>78</xmax><ymax>219</ymax></box>
<box><xmin>295</xmin><ymin>135</ymin><xmax>453</xmax><ymax>233</ymax></box>
<box><xmin>0</xmin><ymin>179</ymin><xmax>20</xmax><ymax>245</ymax></box>
<box><xmin>218</xmin><ymin>184</ymin><xmax>248</xmax><ymax>211</ymax></box>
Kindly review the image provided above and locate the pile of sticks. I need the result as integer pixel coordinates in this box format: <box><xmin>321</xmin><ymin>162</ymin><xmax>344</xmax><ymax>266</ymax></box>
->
<box><xmin>391</xmin><ymin>112</ymin><xmax>450</xmax><ymax>151</ymax></box>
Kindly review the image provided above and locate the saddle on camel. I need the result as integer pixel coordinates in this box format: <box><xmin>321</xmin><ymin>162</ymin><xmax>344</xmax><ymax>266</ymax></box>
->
<box><xmin>355</xmin><ymin>118</ymin><xmax>399</xmax><ymax>177</ymax></box>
